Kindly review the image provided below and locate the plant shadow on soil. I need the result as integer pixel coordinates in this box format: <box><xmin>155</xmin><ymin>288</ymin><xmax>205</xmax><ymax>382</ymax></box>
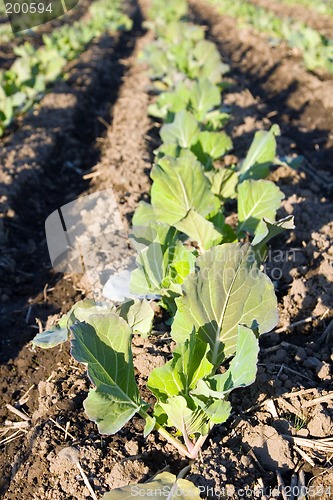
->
<box><xmin>0</xmin><ymin>1</ymin><xmax>145</xmax><ymax>364</ymax></box>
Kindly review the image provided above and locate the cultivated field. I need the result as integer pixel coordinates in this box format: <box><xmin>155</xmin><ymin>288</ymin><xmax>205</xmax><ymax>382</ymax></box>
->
<box><xmin>0</xmin><ymin>0</ymin><xmax>332</xmax><ymax>498</ymax></box>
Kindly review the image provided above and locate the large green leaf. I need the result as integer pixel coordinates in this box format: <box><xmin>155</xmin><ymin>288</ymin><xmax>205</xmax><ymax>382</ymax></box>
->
<box><xmin>151</xmin><ymin>155</ymin><xmax>220</xmax><ymax>225</ymax></box>
<box><xmin>160</xmin><ymin>110</ymin><xmax>200</xmax><ymax>148</ymax></box>
<box><xmin>239</xmin><ymin>125</ymin><xmax>280</xmax><ymax>181</ymax></box>
<box><xmin>237</xmin><ymin>179</ymin><xmax>284</xmax><ymax>236</ymax></box>
<box><xmin>171</xmin><ymin>243</ymin><xmax>278</xmax><ymax>365</ymax></box>
<box><xmin>102</xmin><ymin>472</ymin><xmax>202</xmax><ymax>500</ymax></box>
<box><xmin>71</xmin><ymin>314</ymin><xmax>141</xmax><ymax>434</ymax></box>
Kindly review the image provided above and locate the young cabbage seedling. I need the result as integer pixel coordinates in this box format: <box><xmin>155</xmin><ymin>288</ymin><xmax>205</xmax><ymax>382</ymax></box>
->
<box><xmin>34</xmin><ymin>243</ymin><xmax>279</xmax><ymax>459</ymax></box>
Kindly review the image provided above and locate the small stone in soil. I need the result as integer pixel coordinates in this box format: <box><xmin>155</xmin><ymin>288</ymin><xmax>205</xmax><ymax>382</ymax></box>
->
<box><xmin>124</xmin><ymin>440</ymin><xmax>139</xmax><ymax>456</ymax></box>
<box><xmin>240</xmin><ymin>455</ymin><xmax>251</xmax><ymax>467</ymax></box>
<box><xmin>316</xmin><ymin>362</ymin><xmax>331</xmax><ymax>380</ymax></box>
<box><xmin>225</xmin><ymin>484</ymin><xmax>235</xmax><ymax>496</ymax></box>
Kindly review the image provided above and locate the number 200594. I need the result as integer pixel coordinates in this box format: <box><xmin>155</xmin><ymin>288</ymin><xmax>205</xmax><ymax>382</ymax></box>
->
<box><xmin>6</xmin><ymin>3</ymin><xmax>53</xmax><ymax>14</ymax></box>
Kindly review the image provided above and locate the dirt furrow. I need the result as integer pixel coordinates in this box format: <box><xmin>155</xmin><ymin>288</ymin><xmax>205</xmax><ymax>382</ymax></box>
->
<box><xmin>0</xmin><ymin>0</ymin><xmax>140</xmax><ymax>362</ymax></box>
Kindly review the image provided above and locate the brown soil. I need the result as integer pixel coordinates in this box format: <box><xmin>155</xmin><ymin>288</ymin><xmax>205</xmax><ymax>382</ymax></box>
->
<box><xmin>0</xmin><ymin>0</ymin><xmax>333</xmax><ymax>498</ymax></box>
<box><xmin>249</xmin><ymin>0</ymin><xmax>333</xmax><ymax>39</ymax></box>
<box><xmin>89</xmin><ymin>31</ymin><xmax>153</xmax><ymax>226</ymax></box>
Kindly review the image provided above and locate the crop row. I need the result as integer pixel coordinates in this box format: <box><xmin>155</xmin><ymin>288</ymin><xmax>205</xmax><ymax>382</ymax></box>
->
<box><xmin>0</xmin><ymin>0</ymin><xmax>132</xmax><ymax>135</ymax></box>
<box><xmin>33</xmin><ymin>0</ymin><xmax>295</xmax><ymax>492</ymax></box>
<box><xmin>208</xmin><ymin>0</ymin><xmax>333</xmax><ymax>74</ymax></box>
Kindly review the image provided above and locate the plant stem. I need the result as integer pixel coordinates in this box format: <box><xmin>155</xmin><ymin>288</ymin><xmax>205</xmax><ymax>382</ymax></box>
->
<box><xmin>190</xmin><ymin>433</ymin><xmax>210</xmax><ymax>459</ymax></box>
<box><xmin>139</xmin><ymin>409</ymin><xmax>193</xmax><ymax>458</ymax></box>
<box><xmin>155</xmin><ymin>422</ymin><xmax>194</xmax><ymax>458</ymax></box>
<box><xmin>139</xmin><ymin>409</ymin><xmax>211</xmax><ymax>459</ymax></box>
